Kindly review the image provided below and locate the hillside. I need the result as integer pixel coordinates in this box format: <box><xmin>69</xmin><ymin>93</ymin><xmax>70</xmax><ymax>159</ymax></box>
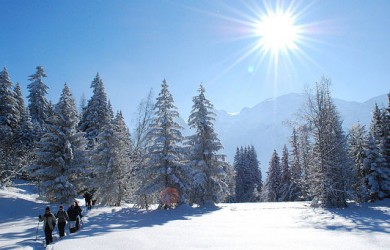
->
<box><xmin>1</xmin><ymin>181</ymin><xmax>389</xmax><ymax>249</ymax></box>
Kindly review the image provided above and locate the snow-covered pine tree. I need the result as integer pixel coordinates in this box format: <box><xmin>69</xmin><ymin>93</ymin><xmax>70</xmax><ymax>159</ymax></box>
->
<box><xmin>347</xmin><ymin>123</ymin><xmax>370</xmax><ymax>202</ymax></box>
<box><xmin>234</xmin><ymin>146</ymin><xmax>262</xmax><ymax>202</ymax></box>
<box><xmin>263</xmin><ymin>149</ymin><xmax>281</xmax><ymax>202</ymax></box>
<box><xmin>186</xmin><ymin>84</ymin><xmax>228</xmax><ymax>205</ymax></box>
<box><xmin>0</xmin><ymin>68</ymin><xmax>19</xmax><ymax>131</ymax></box>
<box><xmin>93</xmin><ymin>111</ymin><xmax>132</xmax><ymax>206</ymax></box>
<box><xmin>363</xmin><ymin>134</ymin><xmax>388</xmax><ymax>200</ymax></box>
<box><xmin>305</xmin><ymin>78</ymin><xmax>349</xmax><ymax>208</ymax></box>
<box><xmin>29</xmin><ymin>84</ymin><xmax>87</xmax><ymax>203</ymax></box>
<box><xmin>139</xmin><ymin>80</ymin><xmax>192</xmax><ymax>206</ymax></box>
<box><xmin>0</xmin><ymin>67</ymin><xmax>20</xmax><ymax>186</ymax></box>
<box><xmin>27</xmin><ymin>66</ymin><xmax>49</xmax><ymax>128</ymax></box>
<box><xmin>13</xmin><ymin>83</ymin><xmax>36</xmax><ymax>179</ymax></box>
<box><xmin>78</xmin><ymin>73</ymin><xmax>111</xmax><ymax>149</ymax></box>
<box><xmin>364</xmin><ymin>101</ymin><xmax>390</xmax><ymax>200</ymax></box>
<box><xmin>234</xmin><ymin>147</ymin><xmax>244</xmax><ymax>202</ymax></box>
<box><xmin>289</xmin><ymin>128</ymin><xmax>303</xmax><ymax>201</ymax></box>
<box><xmin>279</xmin><ymin>145</ymin><xmax>293</xmax><ymax>201</ymax></box>
<box><xmin>247</xmin><ymin>145</ymin><xmax>262</xmax><ymax>201</ymax></box>
<box><xmin>380</xmin><ymin>94</ymin><xmax>390</xmax><ymax>197</ymax></box>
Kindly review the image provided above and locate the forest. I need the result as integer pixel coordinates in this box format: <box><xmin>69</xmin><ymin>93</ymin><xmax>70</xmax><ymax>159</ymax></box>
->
<box><xmin>1</xmin><ymin>66</ymin><xmax>389</xmax><ymax>209</ymax></box>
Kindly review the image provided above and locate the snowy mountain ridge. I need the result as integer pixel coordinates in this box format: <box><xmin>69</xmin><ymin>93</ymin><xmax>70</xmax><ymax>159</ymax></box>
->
<box><xmin>213</xmin><ymin>93</ymin><xmax>389</xmax><ymax>173</ymax></box>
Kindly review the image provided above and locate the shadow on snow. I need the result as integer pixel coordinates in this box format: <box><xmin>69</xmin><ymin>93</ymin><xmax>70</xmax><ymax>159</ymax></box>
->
<box><xmin>304</xmin><ymin>200</ymin><xmax>390</xmax><ymax>234</ymax></box>
<box><xmin>72</xmin><ymin>204</ymin><xmax>220</xmax><ymax>239</ymax></box>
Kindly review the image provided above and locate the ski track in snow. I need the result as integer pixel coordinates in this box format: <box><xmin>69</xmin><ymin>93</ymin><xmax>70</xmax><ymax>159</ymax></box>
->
<box><xmin>1</xmin><ymin>181</ymin><xmax>390</xmax><ymax>250</ymax></box>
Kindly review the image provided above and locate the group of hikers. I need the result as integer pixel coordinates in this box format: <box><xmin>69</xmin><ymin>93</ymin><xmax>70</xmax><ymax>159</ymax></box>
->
<box><xmin>38</xmin><ymin>192</ymin><xmax>94</xmax><ymax>246</ymax></box>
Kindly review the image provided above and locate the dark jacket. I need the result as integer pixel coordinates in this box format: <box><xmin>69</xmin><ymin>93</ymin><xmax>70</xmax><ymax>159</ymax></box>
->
<box><xmin>67</xmin><ymin>205</ymin><xmax>79</xmax><ymax>221</ymax></box>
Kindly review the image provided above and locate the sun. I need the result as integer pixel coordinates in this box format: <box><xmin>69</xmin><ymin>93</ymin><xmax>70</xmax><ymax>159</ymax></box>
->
<box><xmin>255</xmin><ymin>10</ymin><xmax>300</xmax><ymax>54</ymax></box>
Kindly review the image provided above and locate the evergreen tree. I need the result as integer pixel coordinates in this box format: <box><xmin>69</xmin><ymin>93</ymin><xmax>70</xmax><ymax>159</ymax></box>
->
<box><xmin>187</xmin><ymin>84</ymin><xmax>228</xmax><ymax>205</ymax></box>
<box><xmin>263</xmin><ymin>150</ymin><xmax>281</xmax><ymax>202</ymax></box>
<box><xmin>93</xmin><ymin>111</ymin><xmax>132</xmax><ymax>206</ymax></box>
<box><xmin>363</xmin><ymin>134</ymin><xmax>389</xmax><ymax>200</ymax></box>
<box><xmin>0</xmin><ymin>68</ymin><xmax>21</xmax><ymax>185</ymax></box>
<box><xmin>0</xmin><ymin>67</ymin><xmax>19</xmax><ymax>130</ymax></box>
<box><xmin>364</xmin><ymin>99</ymin><xmax>390</xmax><ymax>200</ymax></box>
<box><xmin>27</xmin><ymin>66</ymin><xmax>49</xmax><ymax>127</ymax></box>
<box><xmin>13</xmin><ymin>83</ymin><xmax>35</xmax><ymax>179</ymax></box>
<box><xmin>289</xmin><ymin>128</ymin><xmax>303</xmax><ymax>200</ymax></box>
<box><xmin>305</xmin><ymin>78</ymin><xmax>349</xmax><ymax>208</ymax></box>
<box><xmin>79</xmin><ymin>73</ymin><xmax>111</xmax><ymax>149</ymax></box>
<box><xmin>13</xmin><ymin>83</ymin><xmax>25</xmax><ymax>128</ymax></box>
<box><xmin>29</xmin><ymin>84</ymin><xmax>87</xmax><ymax>203</ymax></box>
<box><xmin>234</xmin><ymin>146</ymin><xmax>262</xmax><ymax>202</ymax></box>
<box><xmin>347</xmin><ymin>123</ymin><xmax>369</xmax><ymax>202</ymax></box>
<box><xmin>234</xmin><ymin>147</ymin><xmax>245</xmax><ymax>202</ymax></box>
<box><xmin>279</xmin><ymin>145</ymin><xmax>292</xmax><ymax>201</ymax></box>
<box><xmin>139</xmin><ymin>80</ymin><xmax>192</xmax><ymax>206</ymax></box>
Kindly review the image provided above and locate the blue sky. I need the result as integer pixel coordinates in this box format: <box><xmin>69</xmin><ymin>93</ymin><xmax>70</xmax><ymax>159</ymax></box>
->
<box><xmin>1</xmin><ymin>0</ymin><xmax>389</xmax><ymax>127</ymax></box>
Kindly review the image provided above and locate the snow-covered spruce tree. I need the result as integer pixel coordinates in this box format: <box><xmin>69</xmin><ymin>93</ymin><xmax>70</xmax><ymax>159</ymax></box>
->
<box><xmin>383</xmin><ymin>94</ymin><xmax>390</xmax><ymax>164</ymax></box>
<box><xmin>364</xmin><ymin>101</ymin><xmax>390</xmax><ymax>200</ymax></box>
<box><xmin>186</xmin><ymin>84</ymin><xmax>228</xmax><ymax>205</ymax></box>
<box><xmin>289</xmin><ymin>128</ymin><xmax>303</xmax><ymax>201</ymax></box>
<box><xmin>27</xmin><ymin>66</ymin><xmax>49</xmax><ymax>128</ymax></box>
<box><xmin>347</xmin><ymin>123</ymin><xmax>369</xmax><ymax>202</ymax></box>
<box><xmin>247</xmin><ymin>145</ymin><xmax>262</xmax><ymax>201</ymax></box>
<box><xmin>304</xmin><ymin>78</ymin><xmax>349</xmax><ymax>208</ymax></box>
<box><xmin>138</xmin><ymin>79</ymin><xmax>192</xmax><ymax>206</ymax></box>
<box><xmin>13</xmin><ymin>83</ymin><xmax>36</xmax><ymax>179</ymax></box>
<box><xmin>279</xmin><ymin>145</ymin><xmax>293</xmax><ymax>201</ymax></box>
<box><xmin>234</xmin><ymin>146</ymin><xmax>261</xmax><ymax>202</ymax></box>
<box><xmin>363</xmin><ymin>134</ymin><xmax>388</xmax><ymax>200</ymax></box>
<box><xmin>29</xmin><ymin>84</ymin><xmax>87</xmax><ymax>203</ymax></box>
<box><xmin>78</xmin><ymin>73</ymin><xmax>111</xmax><ymax>149</ymax></box>
<box><xmin>0</xmin><ymin>68</ymin><xmax>20</xmax><ymax>186</ymax></box>
<box><xmin>263</xmin><ymin>149</ymin><xmax>281</xmax><ymax>202</ymax></box>
<box><xmin>93</xmin><ymin>111</ymin><xmax>132</xmax><ymax>206</ymax></box>
<box><xmin>234</xmin><ymin>147</ymin><xmax>244</xmax><ymax>202</ymax></box>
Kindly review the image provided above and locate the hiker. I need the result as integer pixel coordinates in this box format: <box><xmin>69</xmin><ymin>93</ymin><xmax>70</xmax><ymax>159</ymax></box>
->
<box><xmin>74</xmin><ymin>200</ymin><xmax>83</xmax><ymax>230</ymax></box>
<box><xmin>56</xmin><ymin>205</ymin><xmax>69</xmax><ymax>237</ymax></box>
<box><xmin>84</xmin><ymin>192</ymin><xmax>92</xmax><ymax>210</ymax></box>
<box><xmin>67</xmin><ymin>202</ymin><xmax>78</xmax><ymax>233</ymax></box>
<box><xmin>38</xmin><ymin>207</ymin><xmax>56</xmax><ymax>246</ymax></box>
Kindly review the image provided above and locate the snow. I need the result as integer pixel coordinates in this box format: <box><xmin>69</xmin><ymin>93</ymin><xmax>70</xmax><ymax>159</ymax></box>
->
<box><xmin>1</xmin><ymin>181</ymin><xmax>389</xmax><ymax>250</ymax></box>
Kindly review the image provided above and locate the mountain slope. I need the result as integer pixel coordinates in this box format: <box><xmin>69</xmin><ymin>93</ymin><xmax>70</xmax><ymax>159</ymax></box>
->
<box><xmin>214</xmin><ymin>93</ymin><xmax>388</xmax><ymax>174</ymax></box>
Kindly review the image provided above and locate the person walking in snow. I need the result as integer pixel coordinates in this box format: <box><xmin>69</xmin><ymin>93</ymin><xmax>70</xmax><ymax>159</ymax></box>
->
<box><xmin>56</xmin><ymin>205</ymin><xmax>69</xmax><ymax>237</ymax></box>
<box><xmin>74</xmin><ymin>200</ymin><xmax>83</xmax><ymax>231</ymax></box>
<box><xmin>83</xmin><ymin>192</ymin><xmax>92</xmax><ymax>210</ymax></box>
<box><xmin>67</xmin><ymin>203</ymin><xmax>78</xmax><ymax>233</ymax></box>
<box><xmin>39</xmin><ymin>207</ymin><xmax>56</xmax><ymax>246</ymax></box>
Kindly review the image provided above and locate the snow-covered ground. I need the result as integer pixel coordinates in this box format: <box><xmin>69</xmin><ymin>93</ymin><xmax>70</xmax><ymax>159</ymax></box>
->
<box><xmin>1</xmin><ymin>182</ymin><xmax>389</xmax><ymax>250</ymax></box>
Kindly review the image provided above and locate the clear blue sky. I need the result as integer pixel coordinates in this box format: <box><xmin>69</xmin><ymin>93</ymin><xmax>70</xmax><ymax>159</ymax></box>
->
<box><xmin>1</xmin><ymin>0</ymin><xmax>389</xmax><ymax>127</ymax></box>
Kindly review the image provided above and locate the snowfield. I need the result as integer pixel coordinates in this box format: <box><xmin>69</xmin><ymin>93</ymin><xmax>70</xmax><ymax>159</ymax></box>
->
<box><xmin>1</xmin><ymin>182</ymin><xmax>389</xmax><ymax>250</ymax></box>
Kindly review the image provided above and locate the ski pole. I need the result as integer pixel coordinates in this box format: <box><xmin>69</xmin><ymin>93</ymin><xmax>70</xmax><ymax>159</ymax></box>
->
<box><xmin>35</xmin><ymin>220</ymin><xmax>40</xmax><ymax>241</ymax></box>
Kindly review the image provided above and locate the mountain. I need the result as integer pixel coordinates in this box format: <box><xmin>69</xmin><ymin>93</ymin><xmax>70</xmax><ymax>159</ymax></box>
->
<box><xmin>213</xmin><ymin>93</ymin><xmax>389</xmax><ymax>175</ymax></box>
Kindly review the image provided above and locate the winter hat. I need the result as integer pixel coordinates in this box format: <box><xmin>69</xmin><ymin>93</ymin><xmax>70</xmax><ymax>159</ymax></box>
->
<box><xmin>45</xmin><ymin>207</ymin><xmax>50</xmax><ymax>211</ymax></box>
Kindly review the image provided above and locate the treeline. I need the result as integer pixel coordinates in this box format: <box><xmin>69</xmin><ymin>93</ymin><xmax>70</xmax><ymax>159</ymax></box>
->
<box><xmin>0</xmin><ymin>66</ymin><xmax>233</xmax><ymax>207</ymax></box>
<box><xmin>261</xmin><ymin>78</ymin><xmax>390</xmax><ymax>207</ymax></box>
